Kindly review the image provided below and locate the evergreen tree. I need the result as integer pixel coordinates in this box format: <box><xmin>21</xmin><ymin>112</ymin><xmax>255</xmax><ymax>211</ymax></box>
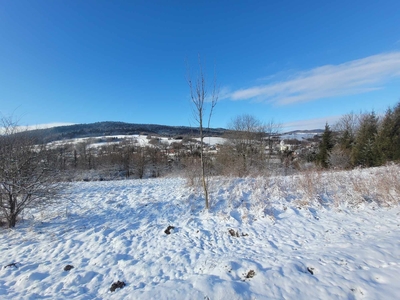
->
<box><xmin>376</xmin><ymin>107</ymin><xmax>395</xmax><ymax>162</ymax></box>
<box><xmin>391</xmin><ymin>102</ymin><xmax>400</xmax><ymax>160</ymax></box>
<box><xmin>338</xmin><ymin>127</ymin><xmax>354</xmax><ymax>151</ymax></box>
<box><xmin>376</xmin><ymin>101</ymin><xmax>400</xmax><ymax>163</ymax></box>
<box><xmin>317</xmin><ymin>123</ymin><xmax>334</xmax><ymax>168</ymax></box>
<box><xmin>352</xmin><ymin>112</ymin><xmax>380</xmax><ymax>167</ymax></box>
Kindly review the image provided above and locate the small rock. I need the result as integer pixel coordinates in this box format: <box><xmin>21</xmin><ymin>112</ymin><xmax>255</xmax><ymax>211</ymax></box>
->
<box><xmin>246</xmin><ymin>270</ymin><xmax>256</xmax><ymax>278</ymax></box>
<box><xmin>64</xmin><ymin>265</ymin><xmax>74</xmax><ymax>271</ymax></box>
<box><xmin>164</xmin><ymin>225</ymin><xmax>175</xmax><ymax>235</ymax></box>
<box><xmin>110</xmin><ymin>280</ymin><xmax>126</xmax><ymax>292</ymax></box>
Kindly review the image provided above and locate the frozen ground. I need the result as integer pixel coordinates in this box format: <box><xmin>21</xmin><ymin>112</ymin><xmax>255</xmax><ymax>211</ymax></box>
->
<box><xmin>1</xmin><ymin>168</ymin><xmax>400</xmax><ymax>299</ymax></box>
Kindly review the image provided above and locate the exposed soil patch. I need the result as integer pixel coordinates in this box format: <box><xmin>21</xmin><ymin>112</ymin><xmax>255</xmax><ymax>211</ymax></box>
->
<box><xmin>110</xmin><ymin>280</ymin><xmax>126</xmax><ymax>292</ymax></box>
<box><xmin>246</xmin><ymin>270</ymin><xmax>256</xmax><ymax>279</ymax></box>
<box><xmin>64</xmin><ymin>265</ymin><xmax>74</xmax><ymax>271</ymax></box>
<box><xmin>164</xmin><ymin>225</ymin><xmax>175</xmax><ymax>235</ymax></box>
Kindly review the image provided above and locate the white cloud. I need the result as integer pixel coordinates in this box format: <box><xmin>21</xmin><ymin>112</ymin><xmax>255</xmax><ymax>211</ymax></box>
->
<box><xmin>282</xmin><ymin>115</ymin><xmax>341</xmax><ymax>131</ymax></box>
<box><xmin>22</xmin><ymin>122</ymin><xmax>75</xmax><ymax>131</ymax></box>
<box><xmin>230</xmin><ymin>52</ymin><xmax>400</xmax><ymax>104</ymax></box>
<box><xmin>0</xmin><ymin>122</ymin><xmax>75</xmax><ymax>134</ymax></box>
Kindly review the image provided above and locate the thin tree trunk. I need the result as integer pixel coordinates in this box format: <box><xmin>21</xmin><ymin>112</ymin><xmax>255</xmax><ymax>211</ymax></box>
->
<box><xmin>8</xmin><ymin>195</ymin><xmax>16</xmax><ymax>228</ymax></box>
<box><xmin>200</xmin><ymin>134</ymin><xmax>209</xmax><ymax>209</ymax></box>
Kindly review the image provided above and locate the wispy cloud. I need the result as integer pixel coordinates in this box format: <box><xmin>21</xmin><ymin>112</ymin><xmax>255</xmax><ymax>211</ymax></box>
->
<box><xmin>22</xmin><ymin>122</ymin><xmax>75</xmax><ymax>131</ymax></box>
<box><xmin>282</xmin><ymin>115</ymin><xmax>342</xmax><ymax>131</ymax></box>
<box><xmin>1</xmin><ymin>123</ymin><xmax>75</xmax><ymax>134</ymax></box>
<box><xmin>230</xmin><ymin>52</ymin><xmax>400</xmax><ymax>104</ymax></box>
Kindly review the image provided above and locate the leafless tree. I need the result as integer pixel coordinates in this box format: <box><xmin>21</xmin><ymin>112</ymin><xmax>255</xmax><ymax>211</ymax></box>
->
<box><xmin>0</xmin><ymin>117</ymin><xmax>62</xmax><ymax>228</ymax></box>
<box><xmin>224</xmin><ymin>114</ymin><xmax>267</xmax><ymax>176</ymax></box>
<box><xmin>264</xmin><ymin>119</ymin><xmax>281</xmax><ymax>157</ymax></box>
<box><xmin>334</xmin><ymin>112</ymin><xmax>360</xmax><ymax>149</ymax></box>
<box><xmin>133</xmin><ymin>146</ymin><xmax>147</xmax><ymax>179</ymax></box>
<box><xmin>334</xmin><ymin>112</ymin><xmax>361</xmax><ymax>167</ymax></box>
<box><xmin>187</xmin><ymin>57</ymin><xmax>218</xmax><ymax>210</ymax></box>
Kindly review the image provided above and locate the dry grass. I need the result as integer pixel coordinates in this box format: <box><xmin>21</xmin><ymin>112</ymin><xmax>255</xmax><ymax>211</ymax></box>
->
<box><xmin>202</xmin><ymin>164</ymin><xmax>400</xmax><ymax>218</ymax></box>
<box><xmin>374</xmin><ymin>164</ymin><xmax>400</xmax><ymax>206</ymax></box>
<box><xmin>293</xmin><ymin>170</ymin><xmax>325</xmax><ymax>208</ymax></box>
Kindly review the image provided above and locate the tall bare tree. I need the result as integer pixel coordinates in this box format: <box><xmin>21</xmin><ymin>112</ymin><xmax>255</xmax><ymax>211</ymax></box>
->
<box><xmin>187</xmin><ymin>57</ymin><xmax>218</xmax><ymax>210</ymax></box>
<box><xmin>0</xmin><ymin>117</ymin><xmax>61</xmax><ymax>227</ymax></box>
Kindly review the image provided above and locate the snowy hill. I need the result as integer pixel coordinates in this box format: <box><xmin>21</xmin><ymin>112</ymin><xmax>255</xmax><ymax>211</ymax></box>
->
<box><xmin>1</xmin><ymin>166</ymin><xmax>399</xmax><ymax>299</ymax></box>
<box><xmin>280</xmin><ymin>129</ymin><xmax>323</xmax><ymax>141</ymax></box>
<box><xmin>20</xmin><ymin>121</ymin><xmax>228</xmax><ymax>143</ymax></box>
<box><xmin>20</xmin><ymin>121</ymin><xmax>322</xmax><ymax>145</ymax></box>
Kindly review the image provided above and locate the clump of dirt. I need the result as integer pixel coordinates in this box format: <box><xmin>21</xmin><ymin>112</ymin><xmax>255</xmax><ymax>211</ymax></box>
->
<box><xmin>246</xmin><ymin>270</ymin><xmax>256</xmax><ymax>278</ymax></box>
<box><xmin>229</xmin><ymin>229</ymin><xmax>239</xmax><ymax>237</ymax></box>
<box><xmin>229</xmin><ymin>229</ymin><xmax>248</xmax><ymax>237</ymax></box>
<box><xmin>110</xmin><ymin>280</ymin><xmax>126</xmax><ymax>292</ymax></box>
<box><xmin>64</xmin><ymin>265</ymin><xmax>74</xmax><ymax>271</ymax></box>
<box><xmin>164</xmin><ymin>225</ymin><xmax>175</xmax><ymax>235</ymax></box>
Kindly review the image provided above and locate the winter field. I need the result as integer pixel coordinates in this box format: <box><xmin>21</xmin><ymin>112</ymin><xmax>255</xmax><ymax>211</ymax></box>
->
<box><xmin>1</xmin><ymin>165</ymin><xmax>400</xmax><ymax>299</ymax></box>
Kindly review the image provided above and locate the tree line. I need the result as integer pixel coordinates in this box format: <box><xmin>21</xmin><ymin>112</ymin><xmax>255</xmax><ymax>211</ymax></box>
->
<box><xmin>316</xmin><ymin>101</ymin><xmax>400</xmax><ymax>169</ymax></box>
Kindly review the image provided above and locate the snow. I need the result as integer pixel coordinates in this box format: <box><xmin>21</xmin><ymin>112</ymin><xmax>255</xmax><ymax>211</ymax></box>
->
<box><xmin>47</xmin><ymin>135</ymin><xmax>227</xmax><ymax>149</ymax></box>
<box><xmin>47</xmin><ymin>135</ymin><xmax>170</xmax><ymax>148</ymax></box>
<box><xmin>1</xmin><ymin>167</ymin><xmax>400</xmax><ymax>299</ymax></box>
<box><xmin>280</xmin><ymin>132</ymin><xmax>319</xmax><ymax>141</ymax></box>
<box><xmin>195</xmin><ymin>137</ymin><xmax>226</xmax><ymax>146</ymax></box>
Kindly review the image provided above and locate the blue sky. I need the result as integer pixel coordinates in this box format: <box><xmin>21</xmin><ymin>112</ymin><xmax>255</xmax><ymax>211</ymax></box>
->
<box><xmin>1</xmin><ymin>1</ymin><xmax>399</xmax><ymax>131</ymax></box>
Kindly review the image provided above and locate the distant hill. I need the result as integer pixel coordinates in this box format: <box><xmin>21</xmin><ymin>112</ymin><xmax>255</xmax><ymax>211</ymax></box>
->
<box><xmin>280</xmin><ymin>129</ymin><xmax>324</xmax><ymax>141</ymax></box>
<box><xmin>283</xmin><ymin>129</ymin><xmax>324</xmax><ymax>135</ymax></box>
<box><xmin>23</xmin><ymin>121</ymin><xmax>228</xmax><ymax>143</ymax></box>
<box><xmin>19</xmin><ymin>121</ymin><xmax>323</xmax><ymax>144</ymax></box>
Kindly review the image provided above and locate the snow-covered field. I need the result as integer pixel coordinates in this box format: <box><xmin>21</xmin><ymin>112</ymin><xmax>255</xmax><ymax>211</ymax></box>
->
<box><xmin>47</xmin><ymin>135</ymin><xmax>226</xmax><ymax>149</ymax></box>
<box><xmin>1</xmin><ymin>167</ymin><xmax>400</xmax><ymax>299</ymax></box>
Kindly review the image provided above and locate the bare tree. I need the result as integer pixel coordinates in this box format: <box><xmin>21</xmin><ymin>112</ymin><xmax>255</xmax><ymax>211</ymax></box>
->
<box><xmin>187</xmin><ymin>57</ymin><xmax>218</xmax><ymax>210</ymax></box>
<box><xmin>224</xmin><ymin>114</ymin><xmax>266</xmax><ymax>176</ymax></box>
<box><xmin>132</xmin><ymin>146</ymin><xmax>147</xmax><ymax>179</ymax></box>
<box><xmin>264</xmin><ymin>119</ymin><xmax>281</xmax><ymax>157</ymax></box>
<box><xmin>0</xmin><ymin>117</ymin><xmax>62</xmax><ymax>228</ymax></box>
<box><xmin>334</xmin><ymin>112</ymin><xmax>360</xmax><ymax>151</ymax></box>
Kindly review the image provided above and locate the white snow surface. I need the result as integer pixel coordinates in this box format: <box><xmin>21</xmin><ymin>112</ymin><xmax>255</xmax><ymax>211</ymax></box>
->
<box><xmin>280</xmin><ymin>132</ymin><xmax>319</xmax><ymax>141</ymax></box>
<box><xmin>1</xmin><ymin>170</ymin><xmax>400</xmax><ymax>299</ymax></box>
<box><xmin>47</xmin><ymin>135</ymin><xmax>227</xmax><ymax>150</ymax></box>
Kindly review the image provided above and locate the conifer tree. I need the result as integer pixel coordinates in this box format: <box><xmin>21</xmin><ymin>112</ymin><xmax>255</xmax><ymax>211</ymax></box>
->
<box><xmin>376</xmin><ymin>101</ymin><xmax>400</xmax><ymax>163</ymax></box>
<box><xmin>376</xmin><ymin>107</ymin><xmax>395</xmax><ymax>162</ymax></box>
<box><xmin>352</xmin><ymin>112</ymin><xmax>380</xmax><ymax>167</ymax></box>
<box><xmin>317</xmin><ymin>123</ymin><xmax>334</xmax><ymax>168</ymax></box>
<box><xmin>391</xmin><ymin>102</ymin><xmax>400</xmax><ymax>160</ymax></box>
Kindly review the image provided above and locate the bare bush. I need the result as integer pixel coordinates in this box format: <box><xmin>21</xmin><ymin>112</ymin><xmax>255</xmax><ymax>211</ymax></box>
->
<box><xmin>374</xmin><ymin>164</ymin><xmax>400</xmax><ymax>205</ymax></box>
<box><xmin>329</xmin><ymin>146</ymin><xmax>352</xmax><ymax>169</ymax></box>
<box><xmin>183</xmin><ymin>157</ymin><xmax>202</xmax><ymax>188</ymax></box>
<box><xmin>0</xmin><ymin>117</ymin><xmax>63</xmax><ymax>228</ymax></box>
